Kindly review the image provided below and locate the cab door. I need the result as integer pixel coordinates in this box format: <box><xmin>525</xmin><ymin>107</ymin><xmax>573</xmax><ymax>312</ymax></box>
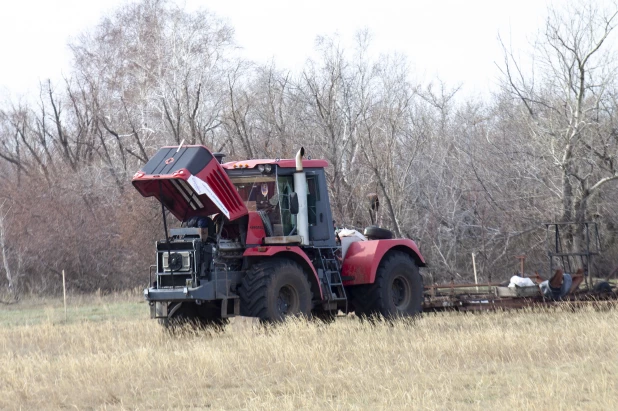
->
<box><xmin>306</xmin><ymin>170</ymin><xmax>336</xmax><ymax>246</ymax></box>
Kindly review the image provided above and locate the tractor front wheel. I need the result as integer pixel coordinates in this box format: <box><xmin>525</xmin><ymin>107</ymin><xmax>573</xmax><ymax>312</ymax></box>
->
<box><xmin>350</xmin><ymin>251</ymin><xmax>422</xmax><ymax>319</ymax></box>
<box><xmin>239</xmin><ymin>258</ymin><xmax>313</xmax><ymax>322</ymax></box>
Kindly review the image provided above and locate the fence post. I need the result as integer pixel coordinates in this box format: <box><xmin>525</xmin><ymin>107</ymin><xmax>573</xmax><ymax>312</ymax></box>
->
<box><xmin>62</xmin><ymin>270</ymin><xmax>67</xmax><ymax>322</ymax></box>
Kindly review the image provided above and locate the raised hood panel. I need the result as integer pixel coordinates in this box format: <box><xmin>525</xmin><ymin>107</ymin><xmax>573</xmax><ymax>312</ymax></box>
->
<box><xmin>132</xmin><ymin>146</ymin><xmax>248</xmax><ymax>222</ymax></box>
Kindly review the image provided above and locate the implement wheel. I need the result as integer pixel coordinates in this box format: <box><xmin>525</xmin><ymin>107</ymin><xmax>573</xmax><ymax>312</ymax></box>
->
<box><xmin>239</xmin><ymin>258</ymin><xmax>312</xmax><ymax>322</ymax></box>
<box><xmin>350</xmin><ymin>251</ymin><xmax>422</xmax><ymax>319</ymax></box>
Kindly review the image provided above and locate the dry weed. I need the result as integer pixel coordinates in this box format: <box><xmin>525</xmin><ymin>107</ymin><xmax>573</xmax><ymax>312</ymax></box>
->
<box><xmin>1</xmin><ymin>301</ymin><xmax>617</xmax><ymax>410</ymax></box>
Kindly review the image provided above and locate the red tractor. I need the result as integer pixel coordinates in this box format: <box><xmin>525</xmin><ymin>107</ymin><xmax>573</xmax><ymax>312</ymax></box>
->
<box><xmin>133</xmin><ymin>145</ymin><xmax>425</xmax><ymax>325</ymax></box>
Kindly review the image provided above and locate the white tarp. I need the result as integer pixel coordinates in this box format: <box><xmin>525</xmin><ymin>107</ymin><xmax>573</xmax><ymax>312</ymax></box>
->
<box><xmin>508</xmin><ymin>275</ymin><xmax>536</xmax><ymax>288</ymax></box>
<box><xmin>338</xmin><ymin>228</ymin><xmax>367</xmax><ymax>241</ymax></box>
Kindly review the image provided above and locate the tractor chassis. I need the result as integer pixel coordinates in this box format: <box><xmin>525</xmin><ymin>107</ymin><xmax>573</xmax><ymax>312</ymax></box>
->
<box><xmin>146</xmin><ymin>272</ymin><xmax>242</xmax><ymax>319</ymax></box>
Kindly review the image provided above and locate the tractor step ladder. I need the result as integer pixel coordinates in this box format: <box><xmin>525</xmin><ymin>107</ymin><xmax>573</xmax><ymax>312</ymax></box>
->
<box><xmin>317</xmin><ymin>248</ymin><xmax>348</xmax><ymax>313</ymax></box>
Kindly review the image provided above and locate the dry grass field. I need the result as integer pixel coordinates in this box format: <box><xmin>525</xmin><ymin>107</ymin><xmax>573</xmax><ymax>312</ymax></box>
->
<box><xmin>1</xmin><ymin>295</ymin><xmax>617</xmax><ymax>410</ymax></box>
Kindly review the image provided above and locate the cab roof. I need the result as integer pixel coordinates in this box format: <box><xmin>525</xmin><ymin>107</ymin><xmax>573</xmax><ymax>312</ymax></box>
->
<box><xmin>222</xmin><ymin>158</ymin><xmax>328</xmax><ymax>169</ymax></box>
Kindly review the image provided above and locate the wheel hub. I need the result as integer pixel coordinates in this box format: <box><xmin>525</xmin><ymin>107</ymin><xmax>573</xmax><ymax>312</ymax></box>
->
<box><xmin>277</xmin><ymin>285</ymin><xmax>299</xmax><ymax>315</ymax></box>
<box><xmin>391</xmin><ymin>276</ymin><xmax>411</xmax><ymax>309</ymax></box>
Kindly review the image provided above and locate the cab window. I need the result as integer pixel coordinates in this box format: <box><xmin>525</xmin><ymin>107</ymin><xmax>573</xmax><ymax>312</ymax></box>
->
<box><xmin>307</xmin><ymin>176</ymin><xmax>318</xmax><ymax>226</ymax></box>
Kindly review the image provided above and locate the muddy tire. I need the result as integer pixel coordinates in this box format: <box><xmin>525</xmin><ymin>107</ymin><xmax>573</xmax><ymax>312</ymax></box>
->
<box><xmin>350</xmin><ymin>251</ymin><xmax>422</xmax><ymax>319</ymax></box>
<box><xmin>239</xmin><ymin>258</ymin><xmax>313</xmax><ymax>322</ymax></box>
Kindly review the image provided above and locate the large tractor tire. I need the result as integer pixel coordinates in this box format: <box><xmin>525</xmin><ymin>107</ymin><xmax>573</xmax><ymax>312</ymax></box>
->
<box><xmin>239</xmin><ymin>258</ymin><xmax>313</xmax><ymax>322</ymax></box>
<box><xmin>160</xmin><ymin>302</ymin><xmax>229</xmax><ymax>330</ymax></box>
<box><xmin>350</xmin><ymin>251</ymin><xmax>422</xmax><ymax>319</ymax></box>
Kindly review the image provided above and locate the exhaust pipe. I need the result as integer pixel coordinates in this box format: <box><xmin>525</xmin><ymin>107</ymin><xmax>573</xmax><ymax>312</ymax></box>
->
<box><xmin>295</xmin><ymin>147</ymin><xmax>305</xmax><ymax>171</ymax></box>
<box><xmin>293</xmin><ymin>147</ymin><xmax>309</xmax><ymax>245</ymax></box>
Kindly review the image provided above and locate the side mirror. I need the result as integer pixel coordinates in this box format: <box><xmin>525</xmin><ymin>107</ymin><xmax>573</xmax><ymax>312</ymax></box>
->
<box><xmin>289</xmin><ymin>192</ymin><xmax>299</xmax><ymax>215</ymax></box>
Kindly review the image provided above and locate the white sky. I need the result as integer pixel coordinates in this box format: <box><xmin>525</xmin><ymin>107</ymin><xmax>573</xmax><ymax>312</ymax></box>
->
<box><xmin>0</xmin><ymin>0</ymin><xmax>569</xmax><ymax>100</ymax></box>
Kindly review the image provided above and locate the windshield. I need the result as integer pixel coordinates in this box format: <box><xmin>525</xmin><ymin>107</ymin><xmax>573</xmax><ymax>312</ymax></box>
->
<box><xmin>230</xmin><ymin>172</ymin><xmax>294</xmax><ymax>236</ymax></box>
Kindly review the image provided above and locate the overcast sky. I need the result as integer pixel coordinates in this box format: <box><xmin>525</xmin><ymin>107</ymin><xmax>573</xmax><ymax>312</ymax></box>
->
<box><xmin>0</xmin><ymin>0</ymin><xmax>569</xmax><ymax>100</ymax></box>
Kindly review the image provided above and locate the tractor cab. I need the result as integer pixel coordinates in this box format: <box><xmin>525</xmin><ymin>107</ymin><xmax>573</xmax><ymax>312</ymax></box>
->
<box><xmin>132</xmin><ymin>144</ymin><xmax>336</xmax><ymax>248</ymax></box>
<box><xmin>222</xmin><ymin>157</ymin><xmax>336</xmax><ymax>247</ymax></box>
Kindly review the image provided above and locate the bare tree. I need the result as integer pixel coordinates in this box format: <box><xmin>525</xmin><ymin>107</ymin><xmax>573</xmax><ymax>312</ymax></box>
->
<box><xmin>0</xmin><ymin>201</ymin><xmax>22</xmax><ymax>301</ymax></box>
<box><xmin>500</xmin><ymin>1</ymin><xmax>618</xmax><ymax>250</ymax></box>
<box><xmin>69</xmin><ymin>0</ymin><xmax>234</xmax><ymax>165</ymax></box>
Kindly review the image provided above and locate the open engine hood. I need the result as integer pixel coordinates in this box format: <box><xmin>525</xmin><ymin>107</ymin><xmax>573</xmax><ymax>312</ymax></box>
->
<box><xmin>132</xmin><ymin>145</ymin><xmax>248</xmax><ymax>222</ymax></box>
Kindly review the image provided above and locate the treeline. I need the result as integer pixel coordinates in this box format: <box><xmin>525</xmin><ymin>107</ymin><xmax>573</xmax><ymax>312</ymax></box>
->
<box><xmin>1</xmin><ymin>0</ymin><xmax>617</xmax><ymax>295</ymax></box>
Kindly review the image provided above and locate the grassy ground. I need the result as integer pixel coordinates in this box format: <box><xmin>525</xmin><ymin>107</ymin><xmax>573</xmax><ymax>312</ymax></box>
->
<box><xmin>1</xmin><ymin>295</ymin><xmax>617</xmax><ymax>410</ymax></box>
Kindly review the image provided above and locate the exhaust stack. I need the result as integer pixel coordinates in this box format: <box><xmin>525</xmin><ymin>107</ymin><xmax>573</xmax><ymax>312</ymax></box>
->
<box><xmin>293</xmin><ymin>147</ymin><xmax>309</xmax><ymax>245</ymax></box>
<box><xmin>295</xmin><ymin>147</ymin><xmax>305</xmax><ymax>171</ymax></box>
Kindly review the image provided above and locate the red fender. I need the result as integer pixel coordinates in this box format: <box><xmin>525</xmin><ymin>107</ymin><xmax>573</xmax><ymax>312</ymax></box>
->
<box><xmin>341</xmin><ymin>239</ymin><xmax>426</xmax><ymax>286</ymax></box>
<box><xmin>243</xmin><ymin>246</ymin><xmax>323</xmax><ymax>299</ymax></box>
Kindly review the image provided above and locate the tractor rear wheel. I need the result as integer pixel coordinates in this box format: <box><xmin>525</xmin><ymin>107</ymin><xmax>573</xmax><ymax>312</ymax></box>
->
<box><xmin>350</xmin><ymin>251</ymin><xmax>422</xmax><ymax>319</ymax></box>
<box><xmin>239</xmin><ymin>258</ymin><xmax>312</xmax><ymax>322</ymax></box>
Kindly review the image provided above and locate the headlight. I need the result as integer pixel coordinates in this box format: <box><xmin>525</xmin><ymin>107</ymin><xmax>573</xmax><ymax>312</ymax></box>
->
<box><xmin>258</xmin><ymin>164</ymin><xmax>273</xmax><ymax>174</ymax></box>
<box><xmin>162</xmin><ymin>252</ymin><xmax>191</xmax><ymax>272</ymax></box>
